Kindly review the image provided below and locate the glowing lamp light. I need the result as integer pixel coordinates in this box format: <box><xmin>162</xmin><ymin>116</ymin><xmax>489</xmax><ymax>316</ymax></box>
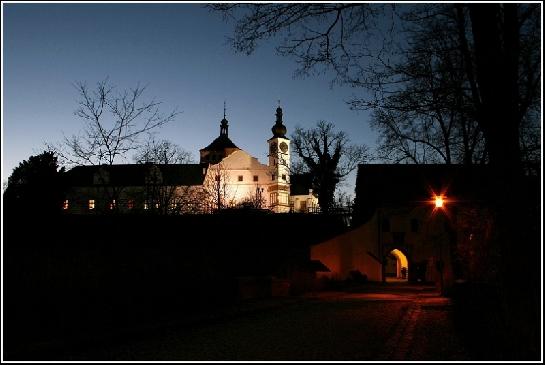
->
<box><xmin>434</xmin><ymin>195</ymin><xmax>445</xmax><ymax>208</ymax></box>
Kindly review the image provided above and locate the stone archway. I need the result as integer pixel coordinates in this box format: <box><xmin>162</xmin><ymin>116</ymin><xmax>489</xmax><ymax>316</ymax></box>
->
<box><xmin>385</xmin><ymin>248</ymin><xmax>409</xmax><ymax>282</ymax></box>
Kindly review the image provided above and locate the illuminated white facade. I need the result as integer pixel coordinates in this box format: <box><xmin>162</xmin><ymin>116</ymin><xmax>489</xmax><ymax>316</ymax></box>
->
<box><xmin>63</xmin><ymin>106</ymin><xmax>319</xmax><ymax>214</ymax></box>
<box><xmin>200</xmin><ymin>106</ymin><xmax>316</xmax><ymax>213</ymax></box>
<box><xmin>266</xmin><ymin>106</ymin><xmax>291</xmax><ymax>213</ymax></box>
<box><xmin>202</xmin><ymin>149</ymin><xmax>272</xmax><ymax>209</ymax></box>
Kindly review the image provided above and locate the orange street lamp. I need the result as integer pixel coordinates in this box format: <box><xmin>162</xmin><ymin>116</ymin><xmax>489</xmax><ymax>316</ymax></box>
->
<box><xmin>435</xmin><ymin>195</ymin><xmax>445</xmax><ymax>208</ymax></box>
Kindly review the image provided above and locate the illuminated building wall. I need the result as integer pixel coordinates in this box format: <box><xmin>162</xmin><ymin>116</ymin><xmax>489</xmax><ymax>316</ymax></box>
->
<box><xmin>63</xmin><ymin>106</ymin><xmax>319</xmax><ymax>214</ymax></box>
<box><xmin>311</xmin><ymin>204</ymin><xmax>456</xmax><ymax>284</ymax></box>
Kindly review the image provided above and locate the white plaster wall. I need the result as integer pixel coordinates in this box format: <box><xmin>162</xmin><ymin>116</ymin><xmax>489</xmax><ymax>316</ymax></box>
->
<box><xmin>206</xmin><ymin>149</ymin><xmax>273</xmax><ymax>207</ymax></box>
<box><xmin>311</xmin><ymin>219</ymin><xmax>382</xmax><ymax>282</ymax></box>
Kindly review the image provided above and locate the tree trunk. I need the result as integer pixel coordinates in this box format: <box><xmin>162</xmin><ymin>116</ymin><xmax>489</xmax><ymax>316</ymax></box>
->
<box><xmin>469</xmin><ymin>4</ymin><xmax>538</xmax><ymax>358</ymax></box>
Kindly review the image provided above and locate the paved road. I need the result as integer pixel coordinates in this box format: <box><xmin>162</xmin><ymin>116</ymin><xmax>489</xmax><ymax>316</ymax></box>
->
<box><xmin>54</xmin><ymin>284</ymin><xmax>470</xmax><ymax>361</ymax></box>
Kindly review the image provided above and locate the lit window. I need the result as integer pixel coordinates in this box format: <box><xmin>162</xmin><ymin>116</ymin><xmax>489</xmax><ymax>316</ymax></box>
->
<box><xmin>238</xmin><ymin>175</ymin><xmax>243</xmax><ymax>182</ymax></box>
<box><xmin>253</xmin><ymin>175</ymin><xmax>258</xmax><ymax>182</ymax></box>
<box><xmin>282</xmin><ymin>174</ymin><xmax>286</xmax><ymax>181</ymax></box>
<box><xmin>155</xmin><ymin>202</ymin><xmax>159</xmax><ymax>209</ymax></box>
<box><xmin>89</xmin><ymin>200</ymin><xmax>95</xmax><ymax>210</ymax></box>
<box><xmin>127</xmin><ymin>200</ymin><xmax>134</xmax><ymax>209</ymax></box>
<box><xmin>144</xmin><ymin>202</ymin><xmax>148</xmax><ymax>210</ymax></box>
<box><xmin>63</xmin><ymin>200</ymin><xmax>69</xmax><ymax>210</ymax></box>
<box><xmin>109</xmin><ymin>200</ymin><xmax>116</xmax><ymax>210</ymax></box>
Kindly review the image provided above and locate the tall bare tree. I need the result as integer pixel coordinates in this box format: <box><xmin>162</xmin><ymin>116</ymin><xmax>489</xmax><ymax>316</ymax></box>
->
<box><xmin>348</xmin><ymin>5</ymin><xmax>487</xmax><ymax>165</ymax></box>
<box><xmin>292</xmin><ymin>121</ymin><xmax>370</xmax><ymax>214</ymax></box>
<box><xmin>210</xmin><ymin>3</ymin><xmax>540</xmax><ymax>171</ymax></box>
<box><xmin>51</xmin><ymin>78</ymin><xmax>178</xmax><ymax>167</ymax></box>
<box><xmin>48</xmin><ymin>78</ymin><xmax>179</xmax><ymax>211</ymax></box>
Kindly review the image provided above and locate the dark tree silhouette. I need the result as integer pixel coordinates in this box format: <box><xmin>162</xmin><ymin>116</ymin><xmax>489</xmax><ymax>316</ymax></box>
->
<box><xmin>4</xmin><ymin>151</ymin><xmax>65</xmax><ymax>214</ymax></box>
<box><xmin>351</xmin><ymin>4</ymin><xmax>539</xmax><ymax>168</ymax></box>
<box><xmin>210</xmin><ymin>3</ymin><xmax>540</xmax><ymax>171</ymax></box>
<box><xmin>467</xmin><ymin>4</ymin><xmax>541</xmax><ymax>358</ymax></box>
<box><xmin>47</xmin><ymin>78</ymin><xmax>179</xmax><ymax>211</ymax></box>
<box><xmin>292</xmin><ymin>121</ymin><xmax>370</xmax><ymax>214</ymax></box>
<box><xmin>350</xmin><ymin>5</ymin><xmax>486</xmax><ymax>165</ymax></box>
<box><xmin>49</xmin><ymin>78</ymin><xmax>179</xmax><ymax>167</ymax></box>
<box><xmin>134</xmin><ymin>138</ymin><xmax>193</xmax><ymax>165</ymax></box>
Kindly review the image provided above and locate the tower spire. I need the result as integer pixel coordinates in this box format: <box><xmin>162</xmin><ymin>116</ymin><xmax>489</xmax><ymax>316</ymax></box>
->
<box><xmin>271</xmin><ymin>103</ymin><xmax>287</xmax><ymax>138</ymax></box>
<box><xmin>220</xmin><ymin>101</ymin><xmax>229</xmax><ymax>137</ymax></box>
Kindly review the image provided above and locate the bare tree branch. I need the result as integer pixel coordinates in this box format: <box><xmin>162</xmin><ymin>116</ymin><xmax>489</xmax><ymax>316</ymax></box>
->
<box><xmin>51</xmin><ymin>78</ymin><xmax>179</xmax><ymax>167</ymax></box>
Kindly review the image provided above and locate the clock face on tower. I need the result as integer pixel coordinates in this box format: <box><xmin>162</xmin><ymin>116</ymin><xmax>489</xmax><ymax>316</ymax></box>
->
<box><xmin>279</xmin><ymin>142</ymin><xmax>288</xmax><ymax>153</ymax></box>
<box><xmin>270</xmin><ymin>142</ymin><xmax>278</xmax><ymax>154</ymax></box>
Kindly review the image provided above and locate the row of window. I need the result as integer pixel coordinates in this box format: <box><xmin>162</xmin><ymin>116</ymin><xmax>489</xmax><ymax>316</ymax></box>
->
<box><xmin>238</xmin><ymin>175</ymin><xmax>260</xmax><ymax>182</ymax></box>
<box><xmin>63</xmin><ymin>199</ymin><xmax>164</xmax><ymax>211</ymax></box>
<box><xmin>214</xmin><ymin>174</ymin><xmax>287</xmax><ymax>182</ymax></box>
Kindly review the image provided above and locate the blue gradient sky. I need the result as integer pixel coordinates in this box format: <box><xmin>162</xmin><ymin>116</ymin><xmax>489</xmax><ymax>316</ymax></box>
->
<box><xmin>3</xmin><ymin>3</ymin><xmax>376</xmax><ymax>195</ymax></box>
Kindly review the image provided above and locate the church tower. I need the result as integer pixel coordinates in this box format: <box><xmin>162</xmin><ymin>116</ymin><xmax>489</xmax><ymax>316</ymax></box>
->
<box><xmin>199</xmin><ymin>104</ymin><xmax>239</xmax><ymax>164</ymax></box>
<box><xmin>267</xmin><ymin>105</ymin><xmax>291</xmax><ymax>213</ymax></box>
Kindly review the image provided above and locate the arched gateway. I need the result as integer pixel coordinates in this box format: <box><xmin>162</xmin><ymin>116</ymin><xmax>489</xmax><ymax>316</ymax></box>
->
<box><xmin>385</xmin><ymin>248</ymin><xmax>409</xmax><ymax>282</ymax></box>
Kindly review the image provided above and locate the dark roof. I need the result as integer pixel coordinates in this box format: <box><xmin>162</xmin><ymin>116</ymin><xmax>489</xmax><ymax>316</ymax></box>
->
<box><xmin>64</xmin><ymin>163</ymin><xmax>207</xmax><ymax>187</ymax></box>
<box><xmin>290</xmin><ymin>173</ymin><xmax>314</xmax><ymax>195</ymax></box>
<box><xmin>355</xmin><ymin>164</ymin><xmax>494</xmax><ymax>204</ymax></box>
<box><xmin>353</xmin><ymin>164</ymin><xmax>498</xmax><ymax>222</ymax></box>
<box><xmin>353</xmin><ymin>163</ymin><xmax>540</xmax><ymax>225</ymax></box>
<box><xmin>201</xmin><ymin>135</ymin><xmax>238</xmax><ymax>151</ymax></box>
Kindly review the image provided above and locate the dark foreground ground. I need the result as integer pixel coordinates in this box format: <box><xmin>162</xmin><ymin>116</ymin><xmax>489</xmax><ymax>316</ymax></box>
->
<box><xmin>8</xmin><ymin>283</ymin><xmax>483</xmax><ymax>361</ymax></box>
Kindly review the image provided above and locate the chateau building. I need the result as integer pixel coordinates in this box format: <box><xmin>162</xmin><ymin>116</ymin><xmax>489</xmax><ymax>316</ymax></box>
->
<box><xmin>63</xmin><ymin>106</ymin><xmax>319</xmax><ymax>214</ymax></box>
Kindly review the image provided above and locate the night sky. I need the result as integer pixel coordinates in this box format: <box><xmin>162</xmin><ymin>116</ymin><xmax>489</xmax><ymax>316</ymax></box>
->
<box><xmin>3</xmin><ymin>3</ymin><xmax>376</xmax><ymax>195</ymax></box>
